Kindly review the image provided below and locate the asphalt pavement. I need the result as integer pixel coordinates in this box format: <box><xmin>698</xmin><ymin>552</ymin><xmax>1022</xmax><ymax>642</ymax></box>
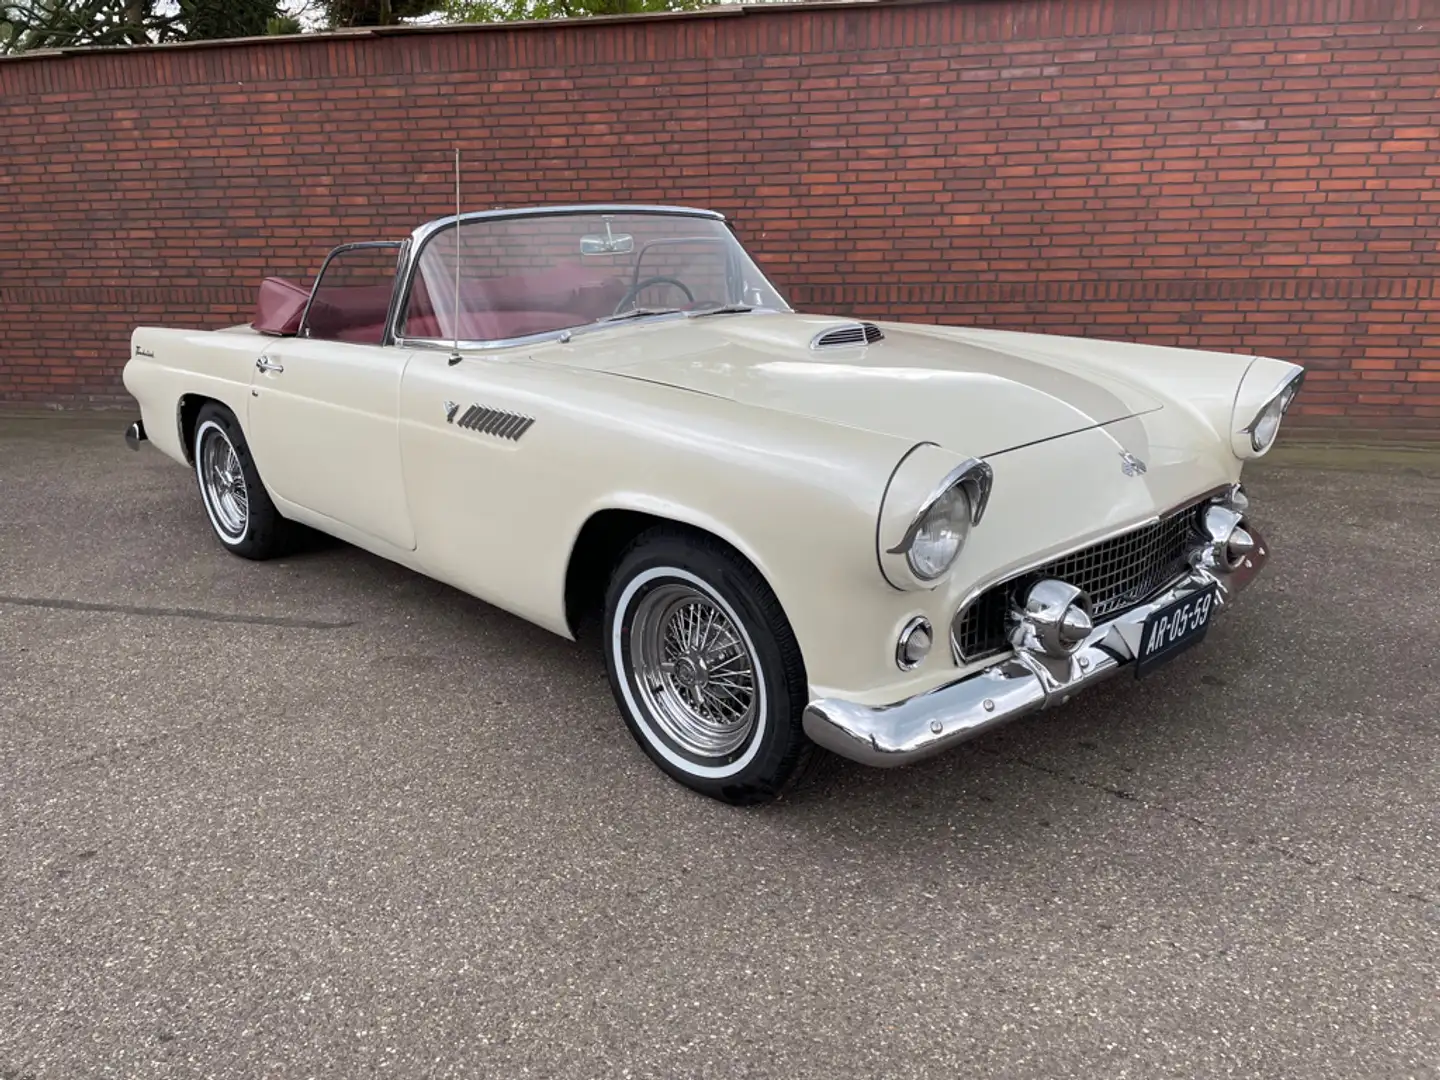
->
<box><xmin>1</xmin><ymin>415</ymin><xmax>1437</xmax><ymax>1079</ymax></box>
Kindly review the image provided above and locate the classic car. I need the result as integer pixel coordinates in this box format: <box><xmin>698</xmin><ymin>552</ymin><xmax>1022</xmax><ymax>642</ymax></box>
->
<box><xmin>121</xmin><ymin>204</ymin><xmax>1303</xmax><ymax>804</ymax></box>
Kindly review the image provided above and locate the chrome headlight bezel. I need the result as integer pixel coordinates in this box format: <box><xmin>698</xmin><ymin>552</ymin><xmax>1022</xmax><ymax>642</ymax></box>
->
<box><xmin>885</xmin><ymin>458</ymin><xmax>993</xmax><ymax>585</ymax></box>
<box><xmin>1237</xmin><ymin>366</ymin><xmax>1305</xmax><ymax>457</ymax></box>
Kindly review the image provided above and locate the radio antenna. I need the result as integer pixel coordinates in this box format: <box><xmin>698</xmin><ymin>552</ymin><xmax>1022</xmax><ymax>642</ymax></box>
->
<box><xmin>448</xmin><ymin>146</ymin><xmax>462</xmax><ymax>365</ymax></box>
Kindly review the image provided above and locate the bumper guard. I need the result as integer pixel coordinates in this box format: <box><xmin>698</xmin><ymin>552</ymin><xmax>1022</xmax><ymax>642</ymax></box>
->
<box><xmin>802</xmin><ymin>523</ymin><xmax>1267</xmax><ymax>768</ymax></box>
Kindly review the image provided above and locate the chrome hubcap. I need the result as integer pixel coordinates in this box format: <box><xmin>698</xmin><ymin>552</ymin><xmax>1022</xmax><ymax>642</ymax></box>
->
<box><xmin>199</xmin><ymin>426</ymin><xmax>248</xmax><ymax>539</ymax></box>
<box><xmin>629</xmin><ymin>583</ymin><xmax>759</xmax><ymax>759</ymax></box>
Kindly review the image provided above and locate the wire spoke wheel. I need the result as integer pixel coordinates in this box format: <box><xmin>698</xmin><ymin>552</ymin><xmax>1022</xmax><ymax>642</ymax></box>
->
<box><xmin>605</xmin><ymin>535</ymin><xmax>811</xmax><ymax>803</ymax></box>
<box><xmin>188</xmin><ymin>404</ymin><xmax>295</xmax><ymax>561</ymax></box>
<box><xmin>198</xmin><ymin>423</ymin><xmax>248</xmax><ymax>541</ymax></box>
<box><xmin>629</xmin><ymin>581</ymin><xmax>760</xmax><ymax>760</ymax></box>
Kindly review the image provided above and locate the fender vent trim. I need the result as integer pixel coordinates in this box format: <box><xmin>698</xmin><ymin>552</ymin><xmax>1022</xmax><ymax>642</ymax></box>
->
<box><xmin>810</xmin><ymin>322</ymin><xmax>884</xmax><ymax>349</ymax></box>
<box><xmin>452</xmin><ymin>404</ymin><xmax>534</xmax><ymax>441</ymax></box>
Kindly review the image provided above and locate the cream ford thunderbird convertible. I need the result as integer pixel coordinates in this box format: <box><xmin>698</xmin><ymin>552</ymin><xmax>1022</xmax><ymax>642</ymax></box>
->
<box><xmin>122</xmin><ymin>204</ymin><xmax>1303</xmax><ymax>804</ymax></box>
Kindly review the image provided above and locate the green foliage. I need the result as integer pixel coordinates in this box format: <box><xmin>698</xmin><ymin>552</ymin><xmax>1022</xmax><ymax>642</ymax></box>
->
<box><xmin>443</xmin><ymin>0</ymin><xmax>708</xmax><ymax>20</ymax></box>
<box><xmin>178</xmin><ymin>0</ymin><xmax>282</xmax><ymax>41</ymax></box>
<box><xmin>0</xmin><ymin>0</ymin><xmax>173</xmax><ymax>52</ymax></box>
<box><xmin>320</xmin><ymin>0</ymin><xmax>442</xmax><ymax>26</ymax></box>
<box><xmin>0</xmin><ymin>0</ymin><xmax>716</xmax><ymax>54</ymax></box>
<box><xmin>0</xmin><ymin>0</ymin><xmax>307</xmax><ymax>50</ymax></box>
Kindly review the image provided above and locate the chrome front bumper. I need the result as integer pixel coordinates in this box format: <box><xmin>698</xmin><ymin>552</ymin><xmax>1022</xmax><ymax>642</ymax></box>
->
<box><xmin>802</xmin><ymin>524</ymin><xmax>1268</xmax><ymax>768</ymax></box>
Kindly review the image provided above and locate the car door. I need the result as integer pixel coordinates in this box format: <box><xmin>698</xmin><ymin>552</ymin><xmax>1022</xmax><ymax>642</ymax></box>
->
<box><xmin>246</xmin><ymin>242</ymin><xmax>417</xmax><ymax>552</ymax></box>
<box><xmin>397</xmin><ymin>343</ymin><xmax>575</xmax><ymax>629</ymax></box>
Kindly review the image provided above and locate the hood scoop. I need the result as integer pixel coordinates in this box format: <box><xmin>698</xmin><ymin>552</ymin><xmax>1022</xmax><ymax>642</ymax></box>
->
<box><xmin>810</xmin><ymin>321</ymin><xmax>884</xmax><ymax>350</ymax></box>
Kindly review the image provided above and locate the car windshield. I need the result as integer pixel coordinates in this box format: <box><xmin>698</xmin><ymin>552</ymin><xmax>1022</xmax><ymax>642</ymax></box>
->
<box><xmin>397</xmin><ymin>211</ymin><xmax>790</xmax><ymax>344</ymax></box>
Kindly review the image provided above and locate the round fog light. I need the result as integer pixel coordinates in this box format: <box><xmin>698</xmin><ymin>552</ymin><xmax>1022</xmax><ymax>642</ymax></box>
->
<box><xmin>896</xmin><ymin>617</ymin><xmax>933</xmax><ymax>671</ymax></box>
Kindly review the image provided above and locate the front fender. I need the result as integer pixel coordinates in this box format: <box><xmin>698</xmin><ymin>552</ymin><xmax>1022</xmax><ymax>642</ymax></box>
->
<box><xmin>566</xmin><ymin>492</ymin><xmax>787</xmax><ymax>604</ymax></box>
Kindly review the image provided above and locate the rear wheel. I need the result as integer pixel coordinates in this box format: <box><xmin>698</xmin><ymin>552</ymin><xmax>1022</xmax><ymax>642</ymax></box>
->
<box><xmin>192</xmin><ymin>403</ymin><xmax>294</xmax><ymax>560</ymax></box>
<box><xmin>603</xmin><ymin>528</ymin><xmax>813</xmax><ymax>805</ymax></box>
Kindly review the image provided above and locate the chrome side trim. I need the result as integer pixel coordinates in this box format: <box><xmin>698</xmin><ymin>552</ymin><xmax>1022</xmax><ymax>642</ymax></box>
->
<box><xmin>804</xmin><ymin>524</ymin><xmax>1268</xmax><ymax>768</ymax></box>
<box><xmin>453</xmin><ymin>404</ymin><xmax>534</xmax><ymax>442</ymax></box>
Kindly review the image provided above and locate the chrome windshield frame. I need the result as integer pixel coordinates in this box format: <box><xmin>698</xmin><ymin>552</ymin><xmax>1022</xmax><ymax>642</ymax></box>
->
<box><xmin>388</xmin><ymin>204</ymin><xmax>791</xmax><ymax>353</ymax></box>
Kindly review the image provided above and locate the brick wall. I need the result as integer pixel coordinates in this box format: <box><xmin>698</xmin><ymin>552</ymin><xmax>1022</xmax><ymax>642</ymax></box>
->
<box><xmin>2</xmin><ymin>0</ymin><xmax>1438</xmax><ymax>434</ymax></box>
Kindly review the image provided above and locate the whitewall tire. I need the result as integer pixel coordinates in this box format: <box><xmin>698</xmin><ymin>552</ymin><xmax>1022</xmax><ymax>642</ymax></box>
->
<box><xmin>603</xmin><ymin>528</ymin><xmax>813</xmax><ymax>805</ymax></box>
<box><xmin>191</xmin><ymin>403</ymin><xmax>295</xmax><ymax>560</ymax></box>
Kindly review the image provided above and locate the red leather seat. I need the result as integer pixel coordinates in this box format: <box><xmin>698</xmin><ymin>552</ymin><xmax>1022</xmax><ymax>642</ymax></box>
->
<box><xmin>305</xmin><ymin>284</ymin><xmax>395</xmax><ymax>345</ymax></box>
<box><xmin>400</xmin><ymin>265</ymin><xmax>628</xmax><ymax>341</ymax></box>
<box><xmin>404</xmin><ymin>309</ymin><xmax>583</xmax><ymax>340</ymax></box>
<box><xmin>334</xmin><ymin>323</ymin><xmax>390</xmax><ymax>345</ymax></box>
<box><xmin>251</xmin><ymin>277</ymin><xmax>310</xmax><ymax>336</ymax></box>
<box><xmin>252</xmin><ymin>264</ymin><xmax>631</xmax><ymax>344</ymax></box>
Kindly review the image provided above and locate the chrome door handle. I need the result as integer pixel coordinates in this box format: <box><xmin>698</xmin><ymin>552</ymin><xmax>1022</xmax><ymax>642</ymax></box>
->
<box><xmin>256</xmin><ymin>356</ymin><xmax>284</xmax><ymax>373</ymax></box>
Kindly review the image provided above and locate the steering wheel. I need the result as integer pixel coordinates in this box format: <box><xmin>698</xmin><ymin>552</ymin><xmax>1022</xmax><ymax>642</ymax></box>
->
<box><xmin>614</xmin><ymin>276</ymin><xmax>695</xmax><ymax>315</ymax></box>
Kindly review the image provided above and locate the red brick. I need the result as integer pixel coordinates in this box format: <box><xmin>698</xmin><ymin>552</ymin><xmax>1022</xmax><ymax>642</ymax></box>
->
<box><xmin>0</xmin><ymin>0</ymin><xmax>1435</xmax><ymax>436</ymax></box>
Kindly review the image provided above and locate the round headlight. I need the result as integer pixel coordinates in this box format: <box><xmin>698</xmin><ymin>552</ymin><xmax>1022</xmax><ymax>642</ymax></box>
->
<box><xmin>1247</xmin><ymin>377</ymin><xmax>1302</xmax><ymax>454</ymax></box>
<box><xmin>906</xmin><ymin>484</ymin><xmax>971</xmax><ymax>581</ymax></box>
<box><xmin>879</xmin><ymin>455</ymin><xmax>992</xmax><ymax>591</ymax></box>
<box><xmin>1249</xmin><ymin>393</ymin><xmax>1287</xmax><ymax>452</ymax></box>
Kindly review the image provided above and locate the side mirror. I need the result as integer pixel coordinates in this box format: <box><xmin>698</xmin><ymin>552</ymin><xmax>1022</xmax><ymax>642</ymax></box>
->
<box><xmin>581</xmin><ymin>233</ymin><xmax>635</xmax><ymax>255</ymax></box>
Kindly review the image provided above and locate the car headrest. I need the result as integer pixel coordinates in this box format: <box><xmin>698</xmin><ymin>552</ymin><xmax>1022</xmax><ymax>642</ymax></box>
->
<box><xmin>251</xmin><ymin>277</ymin><xmax>310</xmax><ymax>336</ymax></box>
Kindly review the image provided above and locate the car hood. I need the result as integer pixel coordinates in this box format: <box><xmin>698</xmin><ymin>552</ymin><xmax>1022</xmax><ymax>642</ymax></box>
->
<box><xmin>576</xmin><ymin>314</ymin><xmax>1166</xmax><ymax>458</ymax></box>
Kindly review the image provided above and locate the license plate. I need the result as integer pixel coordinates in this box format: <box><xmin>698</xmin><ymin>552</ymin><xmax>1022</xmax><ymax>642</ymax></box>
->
<box><xmin>1135</xmin><ymin>584</ymin><xmax>1218</xmax><ymax>677</ymax></box>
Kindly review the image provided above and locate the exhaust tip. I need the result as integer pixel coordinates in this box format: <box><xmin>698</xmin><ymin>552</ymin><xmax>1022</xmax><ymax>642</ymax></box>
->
<box><xmin>124</xmin><ymin>421</ymin><xmax>146</xmax><ymax>451</ymax></box>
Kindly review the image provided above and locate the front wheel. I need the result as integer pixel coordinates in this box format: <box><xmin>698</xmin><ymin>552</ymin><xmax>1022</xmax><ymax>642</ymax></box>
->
<box><xmin>603</xmin><ymin>529</ymin><xmax>813</xmax><ymax>805</ymax></box>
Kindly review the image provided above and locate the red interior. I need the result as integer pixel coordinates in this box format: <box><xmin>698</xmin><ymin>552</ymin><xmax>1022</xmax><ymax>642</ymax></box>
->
<box><xmin>249</xmin><ymin>265</ymin><xmax>630</xmax><ymax>344</ymax></box>
<box><xmin>251</xmin><ymin>276</ymin><xmax>309</xmax><ymax>335</ymax></box>
<box><xmin>402</xmin><ymin>264</ymin><xmax>628</xmax><ymax>341</ymax></box>
<box><xmin>305</xmin><ymin>283</ymin><xmax>395</xmax><ymax>346</ymax></box>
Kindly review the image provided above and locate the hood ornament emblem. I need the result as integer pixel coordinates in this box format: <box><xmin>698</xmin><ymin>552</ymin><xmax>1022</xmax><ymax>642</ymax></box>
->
<box><xmin>443</xmin><ymin>401</ymin><xmax>459</xmax><ymax>423</ymax></box>
<box><xmin>1119</xmin><ymin>450</ymin><xmax>1148</xmax><ymax>477</ymax></box>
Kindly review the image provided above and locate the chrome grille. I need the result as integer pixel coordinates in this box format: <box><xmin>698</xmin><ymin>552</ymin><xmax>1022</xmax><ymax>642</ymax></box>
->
<box><xmin>811</xmin><ymin>322</ymin><xmax>883</xmax><ymax>349</ymax></box>
<box><xmin>952</xmin><ymin>507</ymin><xmax>1199</xmax><ymax>663</ymax></box>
